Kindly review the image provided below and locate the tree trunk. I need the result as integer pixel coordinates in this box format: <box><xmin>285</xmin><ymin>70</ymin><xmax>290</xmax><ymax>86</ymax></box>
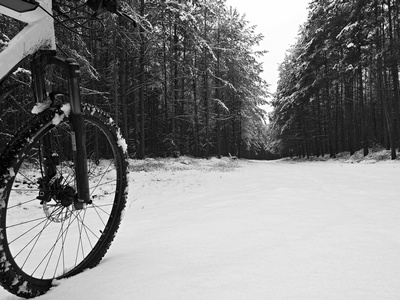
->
<box><xmin>113</xmin><ymin>31</ymin><xmax>119</xmax><ymax>125</ymax></box>
<box><xmin>215</xmin><ymin>25</ymin><xmax>221</xmax><ymax>158</ymax></box>
<box><xmin>138</xmin><ymin>0</ymin><xmax>146</xmax><ymax>159</ymax></box>
<box><xmin>344</xmin><ymin>76</ymin><xmax>355</xmax><ymax>155</ymax></box>
<box><xmin>120</xmin><ymin>39</ymin><xmax>129</xmax><ymax>154</ymax></box>
<box><xmin>388</xmin><ymin>0</ymin><xmax>400</xmax><ymax>154</ymax></box>
<box><xmin>357</xmin><ymin>46</ymin><xmax>368</xmax><ymax>156</ymax></box>
<box><xmin>203</xmin><ymin>8</ymin><xmax>210</xmax><ymax>157</ymax></box>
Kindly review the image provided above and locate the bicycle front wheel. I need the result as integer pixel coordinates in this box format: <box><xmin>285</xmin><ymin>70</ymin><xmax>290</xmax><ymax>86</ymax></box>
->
<box><xmin>0</xmin><ymin>103</ymin><xmax>128</xmax><ymax>298</ymax></box>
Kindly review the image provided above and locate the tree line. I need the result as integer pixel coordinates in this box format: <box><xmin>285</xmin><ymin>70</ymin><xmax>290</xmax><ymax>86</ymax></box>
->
<box><xmin>0</xmin><ymin>0</ymin><xmax>270</xmax><ymax>159</ymax></box>
<box><xmin>269</xmin><ymin>0</ymin><xmax>400</xmax><ymax>159</ymax></box>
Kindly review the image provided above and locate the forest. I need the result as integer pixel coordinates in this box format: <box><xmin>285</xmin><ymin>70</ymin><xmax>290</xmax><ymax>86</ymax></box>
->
<box><xmin>0</xmin><ymin>0</ymin><xmax>271</xmax><ymax>159</ymax></box>
<box><xmin>269</xmin><ymin>0</ymin><xmax>400</xmax><ymax>159</ymax></box>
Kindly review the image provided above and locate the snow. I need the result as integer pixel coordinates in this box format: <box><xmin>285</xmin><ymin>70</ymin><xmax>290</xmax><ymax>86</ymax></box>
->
<box><xmin>116</xmin><ymin>128</ymin><xmax>128</xmax><ymax>153</ymax></box>
<box><xmin>31</xmin><ymin>99</ymin><xmax>51</xmax><ymax>114</ymax></box>
<box><xmin>51</xmin><ymin>103</ymin><xmax>71</xmax><ymax>125</ymax></box>
<box><xmin>60</xmin><ymin>103</ymin><xmax>71</xmax><ymax>116</ymax></box>
<box><xmin>12</xmin><ymin>68</ymin><xmax>30</xmax><ymax>76</ymax></box>
<box><xmin>51</xmin><ymin>113</ymin><xmax>64</xmax><ymax>125</ymax></box>
<box><xmin>1</xmin><ymin>155</ymin><xmax>400</xmax><ymax>300</ymax></box>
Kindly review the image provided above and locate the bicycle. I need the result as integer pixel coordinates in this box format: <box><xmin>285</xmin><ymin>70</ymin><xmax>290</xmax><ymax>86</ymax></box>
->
<box><xmin>0</xmin><ymin>0</ymin><xmax>130</xmax><ymax>298</ymax></box>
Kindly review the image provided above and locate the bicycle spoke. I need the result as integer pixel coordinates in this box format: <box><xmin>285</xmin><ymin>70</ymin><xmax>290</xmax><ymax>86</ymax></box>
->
<box><xmin>7</xmin><ymin>215</ymin><xmax>49</xmax><ymax>233</ymax></box>
<box><xmin>31</xmin><ymin>214</ymin><xmax>71</xmax><ymax>278</ymax></box>
<box><xmin>74</xmin><ymin>209</ymin><xmax>101</xmax><ymax>241</ymax></box>
<box><xmin>7</xmin><ymin>197</ymin><xmax>39</xmax><ymax>210</ymax></box>
<box><xmin>15</xmin><ymin>218</ymin><xmax>53</xmax><ymax>265</ymax></box>
<box><xmin>90</xmin><ymin>203</ymin><xmax>112</xmax><ymax>226</ymax></box>
<box><xmin>75</xmin><ymin>210</ymin><xmax>88</xmax><ymax>265</ymax></box>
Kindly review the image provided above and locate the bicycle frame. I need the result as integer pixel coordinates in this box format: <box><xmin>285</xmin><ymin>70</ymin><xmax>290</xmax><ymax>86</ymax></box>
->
<box><xmin>0</xmin><ymin>0</ymin><xmax>90</xmax><ymax>207</ymax></box>
<box><xmin>0</xmin><ymin>0</ymin><xmax>55</xmax><ymax>81</ymax></box>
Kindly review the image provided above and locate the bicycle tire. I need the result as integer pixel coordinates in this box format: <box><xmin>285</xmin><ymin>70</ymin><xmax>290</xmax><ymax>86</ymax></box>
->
<box><xmin>0</xmin><ymin>103</ymin><xmax>128</xmax><ymax>298</ymax></box>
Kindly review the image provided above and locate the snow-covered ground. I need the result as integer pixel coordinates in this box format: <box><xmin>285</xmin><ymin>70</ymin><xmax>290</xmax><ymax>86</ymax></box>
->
<box><xmin>1</xmin><ymin>153</ymin><xmax>400</xmax><ymax>300</ymax></box>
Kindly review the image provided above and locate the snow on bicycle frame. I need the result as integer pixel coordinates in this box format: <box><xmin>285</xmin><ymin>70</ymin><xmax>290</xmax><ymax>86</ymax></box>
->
<box><xmin>0</xmin><ymin>0</ymin><xmax>56</xmax><ymax>82</ymax></box>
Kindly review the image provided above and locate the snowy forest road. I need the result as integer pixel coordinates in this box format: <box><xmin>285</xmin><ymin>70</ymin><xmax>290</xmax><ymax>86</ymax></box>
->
<box><xmin>1</xmin><ymin>158</ymin><xmax>400</xmax><ymax>300</ymax></box>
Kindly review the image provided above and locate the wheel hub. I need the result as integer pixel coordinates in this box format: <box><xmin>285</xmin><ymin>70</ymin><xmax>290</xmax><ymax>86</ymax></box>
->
<box><xmin>37</xmin><ymin>176</ymin><xmax>78</xmax><ymax>222</ymax></box>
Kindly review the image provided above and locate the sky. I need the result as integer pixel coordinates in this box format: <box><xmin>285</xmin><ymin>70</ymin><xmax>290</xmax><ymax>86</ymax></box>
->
<box><xmin>225</xmin><ymin>0</ymin><xmax>310</xmax><ymax>101</ymax></box>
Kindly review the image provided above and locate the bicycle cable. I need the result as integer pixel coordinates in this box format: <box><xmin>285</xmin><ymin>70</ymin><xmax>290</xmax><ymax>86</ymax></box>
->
<box><xmin>37</xmin><ymin>2</ymin><xmax>106</xmax><ymax>39</ymax></box>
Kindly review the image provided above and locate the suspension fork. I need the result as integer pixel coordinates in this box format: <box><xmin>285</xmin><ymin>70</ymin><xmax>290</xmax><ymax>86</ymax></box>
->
<box><xmin>32</xmin><ymin>51</ymin><xmax>90</xmax><ymax>209</ymax></box>
<box><xmin>31</xmin><ymin>53</ymin><xmax>58</xmax><ymax>202</ymax></box>
<box><xmin>65</xmin><ymin>58</ymin><xmax>90</xmax><ymax>208</ymax></box>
